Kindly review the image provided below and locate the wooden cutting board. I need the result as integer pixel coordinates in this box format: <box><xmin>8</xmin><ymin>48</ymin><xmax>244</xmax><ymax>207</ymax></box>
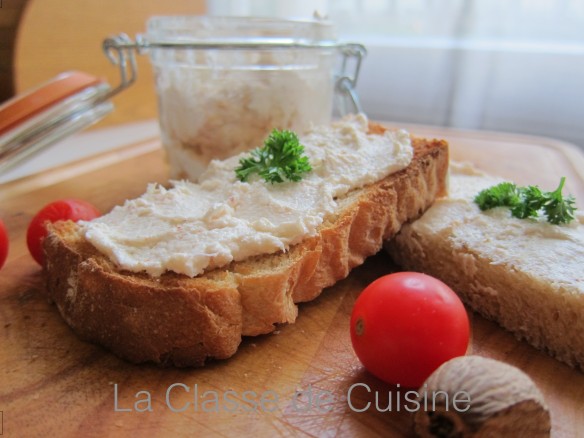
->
<box><xmin>1</xmin><ymin>124</ymin><xmax>583</xmax><ymax>437</ymax></box>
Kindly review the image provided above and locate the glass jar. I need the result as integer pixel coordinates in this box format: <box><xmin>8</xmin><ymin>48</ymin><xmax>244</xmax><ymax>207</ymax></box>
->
<box><xmin>102</xmin><ymin>16</ymin><xmax>365</xmax><ymax>181</ymax></box>
<box><xmin>145</xmin><ymin>16</ymin><xmax>343</xmax><ymax>180</ymax></box>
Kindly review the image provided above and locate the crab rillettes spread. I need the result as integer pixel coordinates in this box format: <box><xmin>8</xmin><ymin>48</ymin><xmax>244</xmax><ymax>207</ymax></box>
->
<box><xmin>80</xmin><ymin>115</ymin><xmax>413</xmax><ymax>277</ymax></box>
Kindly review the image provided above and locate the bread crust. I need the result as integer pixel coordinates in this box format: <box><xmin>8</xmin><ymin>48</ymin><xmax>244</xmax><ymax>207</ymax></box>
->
<box><xmin>44</xmin><ymin>126</ymin><xmax>449</xmax><ymax>366</ymax></box>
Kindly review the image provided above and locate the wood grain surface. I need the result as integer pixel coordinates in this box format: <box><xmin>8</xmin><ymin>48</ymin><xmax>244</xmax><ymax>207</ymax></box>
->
<box><xmin>0</xmin><ymin>126</ymin><xmax>583</xmax><ymax>437</ymax></box>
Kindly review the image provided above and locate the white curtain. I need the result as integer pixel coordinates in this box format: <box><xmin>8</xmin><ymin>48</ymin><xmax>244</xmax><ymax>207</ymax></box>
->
<box><xmin>207</xmin><ymin>0</ymin><xmax>584</xmax><ymax>149</ymax></box>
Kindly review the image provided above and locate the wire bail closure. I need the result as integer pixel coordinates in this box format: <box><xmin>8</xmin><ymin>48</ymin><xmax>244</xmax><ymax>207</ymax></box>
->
<box><xmin>336</xmin><ymin>44</ymin><xmax>366</xmax><ymax>114</ymax></box>
<box><xmin>102</xmin><ymin>34</ymin><xmax>140</xmax><ymax>101</ymax></box>
<box><xmin>101</xmin><ymin>34</ymin><xmax>366</xmax><ymax>114</ymax></box>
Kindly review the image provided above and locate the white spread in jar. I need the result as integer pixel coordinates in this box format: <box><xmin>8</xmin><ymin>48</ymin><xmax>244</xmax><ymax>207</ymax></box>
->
<box><xmin>156</xmin><ymin>62</ymin><xmax>334</xmax><ymax>181</ymax></box>
<box><xmin>411</xmin><ymin>163</ymin><xmax>584</xmax><ymax>291</ymax></box>
<box><xmin>80</xmin><ymin>114</ymin><xmax>413</xmax><ymax>277</ymax></box>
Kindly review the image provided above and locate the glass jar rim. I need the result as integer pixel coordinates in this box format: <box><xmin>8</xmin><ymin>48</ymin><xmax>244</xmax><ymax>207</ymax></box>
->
<box><xmin>145</xmin><ymin>15</ymin><xmax>337</xmax><ymax>46</ymax></box>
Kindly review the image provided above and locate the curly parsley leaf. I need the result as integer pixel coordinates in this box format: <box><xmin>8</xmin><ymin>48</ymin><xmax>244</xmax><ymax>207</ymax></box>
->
<box><xmin>542</xmin><ymin>177</ymin><xmax>577</xmax><ymax>224</ymax></box>
<box><xmin>474</xmin><ymin>177</ymin><xmax>577</xmax><ymax>225</ymax></box>
<box><xmin>235</xmin><ymin>129</ymin><xmax>312</xmax><ymax>184</ymax></box>
<box><xmin>474</xmin><ymin>182</ymin><xmax>521</xmax><ymax>211</ymax></box>
<box><xmin>511</xmin><ymin>185</ymin><xmax>545</xmax><ymax>219</ymax></box>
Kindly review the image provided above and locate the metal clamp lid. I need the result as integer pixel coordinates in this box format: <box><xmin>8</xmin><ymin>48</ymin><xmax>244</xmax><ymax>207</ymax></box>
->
<box><xmin>102</xmin><ymin>34</ymin><xmax>366</xmax><ymax>113</ymax></box>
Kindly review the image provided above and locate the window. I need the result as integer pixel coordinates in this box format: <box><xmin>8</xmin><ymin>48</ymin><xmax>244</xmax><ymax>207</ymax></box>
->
<box><xmin>207</xmin><ymin>0</ymin><xmax>584</xmax><ymax>148</ymax></box>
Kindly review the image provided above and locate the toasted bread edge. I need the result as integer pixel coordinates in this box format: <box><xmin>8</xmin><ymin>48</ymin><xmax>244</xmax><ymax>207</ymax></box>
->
<box><xmin>44</xmin><ymin>125</ymin><xmax>449</xmax><ymax>366</ymax></box>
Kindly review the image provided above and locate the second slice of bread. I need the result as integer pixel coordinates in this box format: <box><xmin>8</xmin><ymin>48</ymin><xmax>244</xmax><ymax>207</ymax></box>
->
<box><xmin>43</xmin><ymin>125</ymin><xmax>449</xmax><ymax>366</ymax></box>
<box><xmin>386</xmin><ymin>163</ymin><xmax>584</xmax><ymax>371</ymax></box>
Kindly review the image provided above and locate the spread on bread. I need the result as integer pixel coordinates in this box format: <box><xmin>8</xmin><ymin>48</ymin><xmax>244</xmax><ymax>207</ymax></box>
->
<box><xmin>80</xmin><ymin>114</ymin><xmax>413</xmax><ymax>278</ymax></box>
<box><xmin>415</xmin><ymin>164</ymin><xmax>584</xmax><ymax>291</ymax></box>
<box><xmin>474</xmin><ymin>177</ymin><xmax>577</xmax><ymax>224</ymax></box>
<box><xmin>387</xmin><ymin>162</ymin><xmax>584</xmax><ymax>370</ymax></box>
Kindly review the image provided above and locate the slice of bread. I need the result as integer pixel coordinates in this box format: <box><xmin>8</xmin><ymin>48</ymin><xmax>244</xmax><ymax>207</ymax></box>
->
<box><xmin>43</xmin><ymin>124</ymin><xmax>448</xmax><ymax>366</ymax></box>
<box><xmin>386</xmin><ymin>163</ymin><xmax>584</xmax><ymax>371</ymax></box>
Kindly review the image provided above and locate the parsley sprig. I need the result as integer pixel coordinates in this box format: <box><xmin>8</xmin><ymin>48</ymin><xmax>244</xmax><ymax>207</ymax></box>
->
<box><xmin>474</xmin><ymin>177</ymin><xmax>577</xmax><ymax>224</ymax></box>
<box><xmin>235</xmin><ymin>129</ymin><xmax>312</xmax><ymax>184</ymax></box>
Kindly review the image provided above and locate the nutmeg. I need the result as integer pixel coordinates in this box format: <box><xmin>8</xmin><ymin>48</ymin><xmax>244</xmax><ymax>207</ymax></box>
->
<box><xmin>414</xmin><ymin>355</ymin><xmax>551</xmax><ymax>437</ymax></box>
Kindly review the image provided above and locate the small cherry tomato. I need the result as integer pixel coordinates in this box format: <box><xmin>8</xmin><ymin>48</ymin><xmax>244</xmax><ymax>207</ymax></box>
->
<box><xmin>27</xmin><ymin>199</ymin><xmax>100</xmax><ymax>265</ymax></box>
<box><xmin>350</xmin><ymin>272</ymin><xmax>469</xmax><ymax>388</ymax></box>
<box><xmin>0</xmin><ymin>218</ymin><xmax>8</xmax><ymax>270</ymax></box>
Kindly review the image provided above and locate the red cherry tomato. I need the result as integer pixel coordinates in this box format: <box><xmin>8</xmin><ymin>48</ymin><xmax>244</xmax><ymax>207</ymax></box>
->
<box><xmin>27</xmin><ymin>199</ymin><xmax>100</xmax><ymax>265</ymax></box>
<box><xmin>0</xmin><ymin>219</ymin><xmax>8</xmax><ymax>270</ymax></box>
<box><xmin>350</xmin><ymin>272</ymin><xmax>470</xmax><ymax>388</ymax></box>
